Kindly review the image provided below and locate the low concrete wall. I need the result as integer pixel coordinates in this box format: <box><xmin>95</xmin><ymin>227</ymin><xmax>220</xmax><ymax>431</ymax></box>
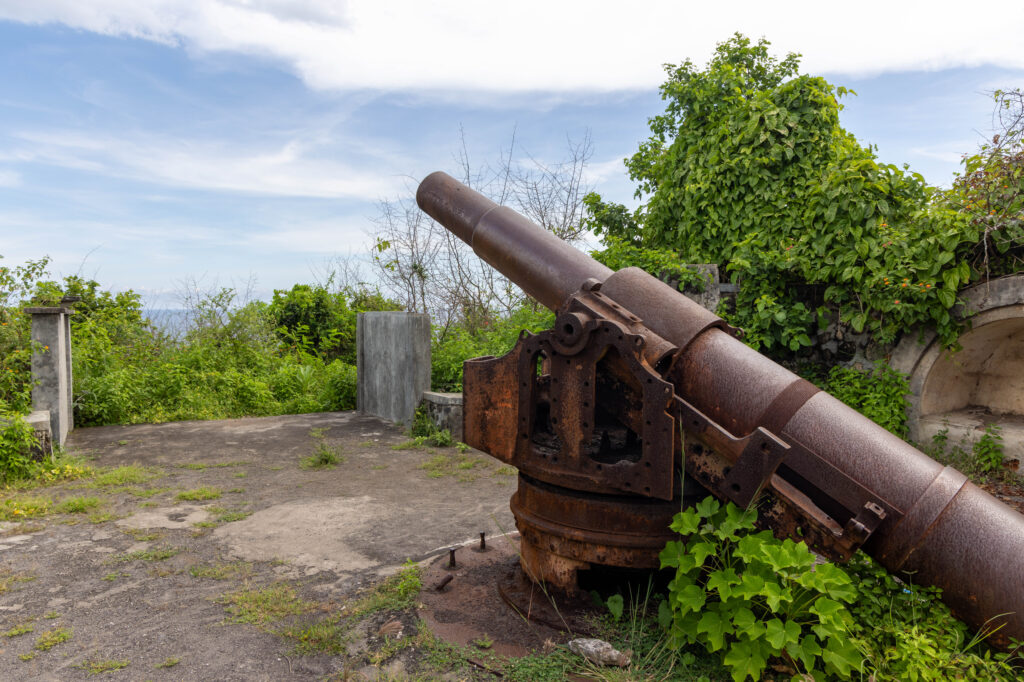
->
<box><xmin>421</xmin><ymin>391</ymin><xmax>463</xmax><ymax>442</ymax></box>
<box><xmin>356</xmin><ymin>312</ymin><xmax>431</xmax><ymax>426</ymax></box>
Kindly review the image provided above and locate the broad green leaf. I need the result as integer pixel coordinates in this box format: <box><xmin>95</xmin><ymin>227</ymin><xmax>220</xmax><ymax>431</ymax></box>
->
<box><xmin>695</xmin><ymin>496</ymin><xmax>721</xmax><ymax>518</ymax></box>
<box><xmin>670</xmin><ymin>508</ymin><xmax>703</xmax><ymax>535</ymax></box>
<box><xmin>723</xmin><ymin>638</ymin><xmax>769</xmax><ymax>682</ymax></box>
<box><xmin>936</xmin><ymin>288</ymin><xmax>955</xmax><ymax>308</ymax></box>
<box><xmin>707</xmin><ymin>568</ymin><xmax>740</xmax><ymax>599</ymax></box>
<box><xmin>657</xmin><ymin>599</ymin><xmax>672</xmax><ymax>628</ymax></box>
<box><xmin>942</xmin><ymin>268</ymin><xmax>959</xmax><ymax>291</ymax></box>
<box><xmin>697</xmin><ymin>609</ymin><xmax>731</xmax><ymax>651</ymax></box>
<box><xmin>822</xmin><ymin>636</ymin><xmax>863</xmax><ymax>677</ymax></box>
<box><xmin>674</xmin><ymin>584</ymin><xmax>707</xmax><ymax>614</ymax></box>
<box><xmin>810</xmin><ymin>596</ymin><xmax>846</xmax><ymax>622</ymax></box>
<box><xmin>605</xmin><ymin>593</ymin><xmax>624</xmax><ymax>622</ymax></box>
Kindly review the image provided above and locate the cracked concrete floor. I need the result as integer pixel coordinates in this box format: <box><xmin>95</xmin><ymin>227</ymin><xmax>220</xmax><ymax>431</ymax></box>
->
<box><xmin>0</xmin><ymin>411</ymin><xmax>516</xmax><ymax>680</ymax></box>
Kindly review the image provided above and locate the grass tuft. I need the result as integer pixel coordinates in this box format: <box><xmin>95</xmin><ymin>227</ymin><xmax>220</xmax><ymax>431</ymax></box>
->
<box><xmin>87</xmin><ymin>465</ymin><xmax>161</xmax><ymax>488</ymax></box>
<box><xmin>113</xmin><ymin>546</ymin><xmax>181</xmax><ymax>562</ymax></box>
<box><xmin>175</xmin><ymin>487</ymin><xmax>221</xmax><ymax>501</ymax></box>
<box><xmin>4</xmin><ymin>621</ymin><xmax>34</xmax><ymax>637</ymax></box>
<box><xmin>189</xmin><ymin>561</ymin><xmax>253</xmax><ymax>580</ymax></box>
<box><xmin>75</xmin><ymin>657</ymin><xmax>130</xmax><ymax>675</ymax></box>
<box><xmin>55</xmin><ymin>496</ymin><xmax>102</xmax><ymax>514</ymax></box>
<box><xmin>222</xmin><ymin>582</ymin><xmax>311</xmax><ymax>627</ymax></box>
<box><xmin>0</xmin><ymin>495</ymin><xmax>52</xmax><ymax>521</ymax></box>
<box><xmin>34</xmin><ymin>626</ymin><xmax>72</xmax><ymax>651</ymax></box>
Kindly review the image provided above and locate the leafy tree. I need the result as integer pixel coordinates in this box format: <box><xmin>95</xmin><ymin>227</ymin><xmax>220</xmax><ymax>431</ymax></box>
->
<box><xmin>268</xmin><ymin>284</ymin><xmax>357</xmax><ymax>363</ymax></box>
<box><xmin>587</xmin><ymin>34</ymin><xmax>977</xmax><ymax>353</ymax></box>
<box><xmin>947</xmin><ymin>88</ymin><xmax>1024</xmax><ymax>278</ymax></box>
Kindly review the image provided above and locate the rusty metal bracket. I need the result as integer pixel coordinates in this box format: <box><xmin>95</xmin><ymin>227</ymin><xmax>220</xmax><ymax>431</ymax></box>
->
<box><xmin>463</xmin><ymin>287</ymin><xmax>680</xmax><ymax>500</ymax></box>
<box><xmin>674</xmin><ymin>394</ymin><xmax>898</xmax><ymax>560</ymax></box>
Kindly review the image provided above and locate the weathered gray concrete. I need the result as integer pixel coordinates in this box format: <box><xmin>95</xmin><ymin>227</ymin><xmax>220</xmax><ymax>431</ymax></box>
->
<box><xmin>25</xmin><ymin>306</ymin><xmax>74</xmax><ymax>446</ymax></box>
<box><xmin>356</xmin><ymin>312</ymin><xmax>431</xmax><ymax>426</ymax></box>
<box><xmin>421</xmin><ymin>391</ymin><xmax>463</xmax><ymax>442</ymax></box>
<box><xmin>0</xmin><ymin>411</ymin><xmax>517</xmax><ymax>681</ymax></box>
<box><xmin>891</xmin><ymin>274</ymin><xmax>1024</xmax><ymax>468</ymax></box>
<box><xmin>25</xmin><ymin>409</ymin><xmax>53</xmax><ymax>458</ymax></box>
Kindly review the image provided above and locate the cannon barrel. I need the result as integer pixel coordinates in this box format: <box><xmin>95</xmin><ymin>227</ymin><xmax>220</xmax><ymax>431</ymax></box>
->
<box><xmin>416</xmin><ymin>170</ymin><xmax>1024</xmax><ymax>644</ymax></box>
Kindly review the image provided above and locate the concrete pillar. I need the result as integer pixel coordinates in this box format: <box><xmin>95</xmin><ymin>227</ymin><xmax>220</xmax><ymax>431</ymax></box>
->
<box><xmin>24</xmin><ymin>306</ymin><xmax>74</xmax><ymax>447</ymax></box>
<box><xmin>357</xmin><ymin>312</ymin><xmax>431</xmax><ymax>425</ymax></box>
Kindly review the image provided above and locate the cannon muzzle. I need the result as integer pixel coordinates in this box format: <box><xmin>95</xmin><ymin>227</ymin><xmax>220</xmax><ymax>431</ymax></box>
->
<box><xmin>416</xmin><ymin>170</ymin><xmax>1024</xmax><ymax>645</ymax></box>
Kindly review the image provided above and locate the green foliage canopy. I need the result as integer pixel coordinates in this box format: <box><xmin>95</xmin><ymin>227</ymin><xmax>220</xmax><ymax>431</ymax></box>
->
<box><xmin>588</xmin><ymin>34</ymin><xmax>983</xmax><ymax>352</ymax></box>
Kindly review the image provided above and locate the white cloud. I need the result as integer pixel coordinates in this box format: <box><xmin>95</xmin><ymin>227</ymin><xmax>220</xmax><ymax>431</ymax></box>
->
<box><xmin>0</xmin><ymin>169</ymin><xmax>20</xmax><ymax>187</ymax></box>
<box><xmin>248</xmin><ymin>220</ymin><xmax>372</xmax><ymax>253</ymax></box>
<box><xmin>10</xmin><ymin>129</ymin><xmax>406</xmax><ymax>198</ymax></box>
<box><xmin>2</xmin><ymin>1</ymin><xmax>1022</xmax><ymax>94</ymax></box>
<box><xmin>909</xmin><ymin>143</ymin><xmax>975</xmax><ymax>165</ymax></box>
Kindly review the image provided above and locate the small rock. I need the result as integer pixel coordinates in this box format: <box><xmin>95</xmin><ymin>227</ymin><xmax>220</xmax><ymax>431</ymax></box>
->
<box><xmin>568</xmin><ymin>638</ymin><xmax>631</xmax><ymax>667</ymax></box>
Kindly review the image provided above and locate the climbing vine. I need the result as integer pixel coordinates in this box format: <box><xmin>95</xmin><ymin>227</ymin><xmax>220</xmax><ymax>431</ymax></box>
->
<box><xmin>587</xmin><ymin>34</ymin><xmax>995</xmax><ymax>353</ymax></box>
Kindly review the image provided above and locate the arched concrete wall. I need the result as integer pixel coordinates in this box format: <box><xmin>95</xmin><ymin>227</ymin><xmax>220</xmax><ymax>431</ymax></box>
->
<box><xmin>891</xmin><ymin>274</ymin><xmax>1024</xmax><ymax>467</ymax></box>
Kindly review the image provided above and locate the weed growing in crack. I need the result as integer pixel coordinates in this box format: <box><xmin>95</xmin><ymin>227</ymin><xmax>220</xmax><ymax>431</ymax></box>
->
<box><xmin>4</xmin><ymin>621</ymin><xmax>34</xmax><ymax>637</ymax></box>
<box><xmin>222</xmin><ymin>582</ymin><xmax>312</xmax><ymax>627</ymax></box>
<box><xmin>55</xmin><ymin>496</ymin><xmax>102</xmax><ymax>514</ymax></box>
<box><xmin>75</xmin><ymin>657</ymin><xmax>129</xmax><ymax>675</ymax></box>
<box><xmin>33</xmin><ymin>626</ymin><xmax>72</xmax><ymax>651</ymax></box>
<box><xmin>175</xmin><ymin>486</ymin><xmax>221</xmax><ymax>501</ymax></box>
<box><xmin>112</xmin><ymin>546</ymin><xmax>181</xmax><ymax>562</ymax></box>
<box><xmin>302</xmin><ymin>429</ymin><xmax>344</xmax><ymax>469</ymax></box>
<box><xmin>189</xmin><ymin>561</ymin><xmax>254</xmax><ymax>580</ymax></box>
<box><xmin>87</xmin><ymin>465</ymin><xmax>161</xmax><ymax>488</ymax></box>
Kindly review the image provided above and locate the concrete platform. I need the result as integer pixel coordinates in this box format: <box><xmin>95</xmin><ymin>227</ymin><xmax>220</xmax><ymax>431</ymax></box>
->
<box><xmin>0</xmin><ymin>411</ymin><xmax>517</xmax><ymax>680</ymax></box>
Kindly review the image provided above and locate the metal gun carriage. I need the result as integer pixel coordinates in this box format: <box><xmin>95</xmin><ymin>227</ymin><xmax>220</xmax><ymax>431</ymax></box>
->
<box><xmin>416</xmin><ymin>170</ymin><xmax>1024</xmax><ymax>646</ymax></box>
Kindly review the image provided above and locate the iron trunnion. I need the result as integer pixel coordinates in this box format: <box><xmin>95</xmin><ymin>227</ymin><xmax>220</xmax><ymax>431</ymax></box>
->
<box><xmin>416</xmin><ymin>170</ymin><xmax>1024</xmax><ymax>646</ymax></box>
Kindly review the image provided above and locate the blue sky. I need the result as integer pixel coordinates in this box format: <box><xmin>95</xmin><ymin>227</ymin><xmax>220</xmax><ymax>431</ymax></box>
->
<box><xmin>1</xmin><ymin>2</ymin><xmax>1022</xmax><ymax>308</ymax></box>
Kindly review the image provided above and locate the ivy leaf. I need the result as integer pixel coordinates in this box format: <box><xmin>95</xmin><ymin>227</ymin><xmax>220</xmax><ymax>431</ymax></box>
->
<box><xmin>695</xmin><ymin>496</ymin><xmax>721</xmax><ymax>518</ymax></box>
<box><xmin>669</xmin><ymin>508</ymin><xmax>702</xmax><ymax>535</ymax></box>
<box><xmin>707</xmin><ymin>568</ymin><xmax>740</xmax><ymax>599</ymax></box>
<box><xmin>690</xmin><ymin>541</ymin><xmax>717</xmax><ymax>567</ymax></box>
<box><xmin>657</xmin><ymin>599</ymin><xmax>672</xmax><ymax>629</ymax></box>
<box><xmin>810</xmin><ymin>596</ymin><xmax>846</xmax><ymax>623</ymax></box>
<box><xmin>764</xmin><ymin>617</ymin><xmax>802</xmax><ymax>650</ymax></box>
<box><xmin>822</xmin><ymin>636</ymin><xmax>863</xmax><ymax>677</ymax></box>
<box><xmin>697</xmin><ymin>609</ymin><xmax>731</xmax><ymax>651</ymax></box>
<box><xmin>786</xmin><ymin>634</ymin><xmax>823</xmax><ymax>671</ymax></box>
<box><xmin>942</xmin><ymin>268</ymin><xmax>960</xmax><ymax>291</ymax></box>
<box><xmin>723</xmin><ymin>638</ymin><xmax>769</xmax><ymax>682</ymax></box>
<box><xmin>936</xmin><ymin>288</ymin><xmax>955</xmax><ymax>308</ymax></box>
<box><xmin>659</xmin><ymin>540</ymin><xmax>683</xmax><ymax>568</ymax></box>
<box><xmin>605</xmin><ymin>594</ymin><xmax>624</xmax><ymax>622</ymax></box>
<box><xmin>674</xmin><ymin>584</ymin><xmax>707</xmax><ymax>614</ymax></box>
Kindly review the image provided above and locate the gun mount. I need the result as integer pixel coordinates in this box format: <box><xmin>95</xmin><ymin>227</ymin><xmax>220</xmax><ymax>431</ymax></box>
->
<box><xmin>416</xmin><ymin>170</ymin><xmax>1024</xmax><ymax>645</ymax></box>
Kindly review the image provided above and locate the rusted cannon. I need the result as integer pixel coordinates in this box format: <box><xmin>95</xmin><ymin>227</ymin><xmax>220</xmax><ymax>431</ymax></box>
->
<box><xmin>416</xmin><ymin>170</ymin><xmax>1024</xmax><ymax>645</ymax></box>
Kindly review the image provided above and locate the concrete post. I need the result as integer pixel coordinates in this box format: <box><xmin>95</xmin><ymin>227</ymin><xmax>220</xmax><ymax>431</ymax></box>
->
<box><xmin>356</xmin><ymin>312</ymin><xmax>431</xmax><ymax>425</ymax></box>
<box><xmin>24</xmin><ymin>306</ymin><xmax>74</xmax><ymax>447</ymax></box>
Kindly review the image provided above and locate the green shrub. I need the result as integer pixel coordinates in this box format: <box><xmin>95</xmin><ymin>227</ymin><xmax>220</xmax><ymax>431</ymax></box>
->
<box><xmin>823</xmin><ymin>362</ymin><xmax>911</xmax><ymax>437</ymax></box>
<box><xmin>973</xmin><ymin>423</ymin><xmax>1005</xmax><ymax>472</ymax></box>
<box><xmin>845</xmin><ymin>553</ymin><xmax>1021</xmax><ymax>681</ymax></box>
<box><xmin>431</xmin><ymin>305</ymin><xmax>554</xmax><ymax>391</ymax></box>
<box><xmin>0</xmin><ymin>413</ymin><xmax>41</xmax><ymax>481</ymax></box>
<box><xmin>322</xmin><ymin>360</ymin><xmax>357</xmax><ymax>411</ymax></box>
<box><xmin>660</xmin><ymin>497</ymin><xmax>861</xmax><ymax>681</ymax></box>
